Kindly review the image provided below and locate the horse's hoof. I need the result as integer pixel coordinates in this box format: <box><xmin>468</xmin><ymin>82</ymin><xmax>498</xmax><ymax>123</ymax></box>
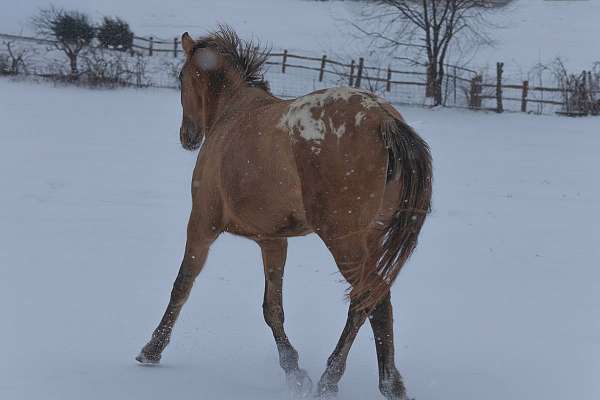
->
<box><xmin>315</xmin><ymin>381</ymin><xmax>338</xmax><ymax>399</ymax></box>
<box><xmin>286</xmin><ymin>368</ymin><xmax>313</xmax><ymax>398</ymax></box>
<box><xmin>135</xmin><ymin>351</ymin><xmax>161</xmax><ymax>365</ymax></box>
<box><xmin>379</xmin><ymin>369</ymin><xmax>407</xmax><ymax>400</ymax></box>
<box><xmin>316</xmin><ymin>390</ymin><xmax>337</xmax><ymax>400</ymax></box>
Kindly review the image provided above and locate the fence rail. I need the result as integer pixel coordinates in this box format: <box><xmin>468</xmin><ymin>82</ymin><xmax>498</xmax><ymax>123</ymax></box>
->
<box><xmin>2</xmin><ymin>32</ymin><xmax>599</xmax><ymax>116</ymax></box>
<box><xmin>0</xmin><ymin>33</ymin><xmax>56</xmax><ymax>45</ymax></box>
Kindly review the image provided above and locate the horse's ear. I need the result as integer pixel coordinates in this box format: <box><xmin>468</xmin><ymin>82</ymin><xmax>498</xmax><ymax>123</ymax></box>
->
<box><xmin>181</xmin><ymin>32</ymin><xmax>194</xmax><ymax>56</ymax></box>
<box><xmin>194</xmin><ymin>48</ymin><xmax>220</xmax><ymax>71</ymax></box>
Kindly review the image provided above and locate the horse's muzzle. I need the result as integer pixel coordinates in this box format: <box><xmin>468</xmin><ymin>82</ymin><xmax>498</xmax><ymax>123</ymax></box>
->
<box><xmin>180</xmin><ymin>118</ymin><xmax>203</xmax><ymax>151</ymax></box>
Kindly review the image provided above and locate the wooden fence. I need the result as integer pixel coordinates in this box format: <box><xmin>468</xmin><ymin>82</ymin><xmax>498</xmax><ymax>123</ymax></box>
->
<box><xmin>472</xmin><ymin>62</ymin><xmax>599</xmax><ymax>116</ymax></box>
<box><xmin>2</xmin><ymin>32</ymin><xmax>598</xmax><ymax>116</ymax></box>
<box><xmin>132</xmin><ymin>35</ymin><xmax>180</xmax><ymax>58</ymax></box>
<box><xmin>128</xmin><ymin>35</ymin><xmax>592</xmax><ymax>114</ymax></box>
<box><xmin>128</xmin><ymin>36</ymin><xmax>471</xmax><ymax>97</ymax></box>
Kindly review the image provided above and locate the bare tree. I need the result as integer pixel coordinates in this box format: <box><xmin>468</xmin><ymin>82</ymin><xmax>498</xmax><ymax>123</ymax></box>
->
<box><xmin>32</xmin><ymin>7</ymin><xmax>95</xmax><ymax>78</ymax></box>
<box><xmin>1</xmin><ymin>40</ymin><xmax>29</xmax><ymax>75</ymax></box>
<box><xmin>352</xmin><ymin>0</ymin><xmax>511</xmax><ymax>105</ymax></box>
<box><xmin>550</xmin><ymin>58</ymin><xmax>599</xmax><ymax>116</ymax></box>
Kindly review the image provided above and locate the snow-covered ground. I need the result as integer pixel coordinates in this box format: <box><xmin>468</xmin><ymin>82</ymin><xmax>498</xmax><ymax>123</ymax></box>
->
<box><xmin>2</xmin><ymin>0</ymin><xmax>599</xmax><ymax>72</ymax></box>
<box><xmin>2</xmin><ymin>77</ymin><xmax>599</xmax><ymax>400</ymax></box>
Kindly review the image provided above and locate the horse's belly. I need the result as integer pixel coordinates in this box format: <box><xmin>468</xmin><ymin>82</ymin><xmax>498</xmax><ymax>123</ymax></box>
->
<box><xmin>223</xmin><ymin>188</ymin><xmax>311</xmax><ymax>238</ymax></box>
<box><xmin>220</xmin><ymin>144</ymin><xmax>311</xmax><ymax>238</ymax></box>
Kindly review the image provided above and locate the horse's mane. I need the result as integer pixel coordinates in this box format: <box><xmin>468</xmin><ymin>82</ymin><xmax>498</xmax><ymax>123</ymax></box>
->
<box><xmin>194</xmin><ymin>25</ymin><xmax>270</xmax><ymax>92</ymax></box>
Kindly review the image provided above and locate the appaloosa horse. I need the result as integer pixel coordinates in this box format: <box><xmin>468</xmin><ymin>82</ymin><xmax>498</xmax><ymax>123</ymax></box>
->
<box><xmin>137</xmin><ymin>26</ymin><xmax>432</xmax><ymax>400</ymax></box>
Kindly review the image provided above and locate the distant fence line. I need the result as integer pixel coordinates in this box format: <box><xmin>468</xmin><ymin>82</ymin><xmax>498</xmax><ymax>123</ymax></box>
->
<box><xmin>126</xmin><ymin>34</ymin><xmax>599</xmax><ymax>115</ymax></box>
<box><xmin>2</xmin><ymin>32</ymin><xmax>599</xmax><ymax>116</ymax></box>
<box><xmin>0</xmin><ymin>32</ymin><xmax>55</xmax><ymax>45</ymax></box>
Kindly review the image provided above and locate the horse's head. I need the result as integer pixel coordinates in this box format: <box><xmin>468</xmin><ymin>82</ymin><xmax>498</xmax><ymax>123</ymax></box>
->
<box><xmin>178</xmin><ymin>32</ymin><xmax>225</xmax><ymax>151</ymax></box>
<box><xmin>178</xmin><ymin>27</ymin><xmax>269</xmax><ymax>151</ymax></box>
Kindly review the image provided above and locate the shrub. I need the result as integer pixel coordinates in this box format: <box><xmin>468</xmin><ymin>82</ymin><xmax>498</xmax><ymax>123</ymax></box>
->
<box><xmin>81</xmin><ymin>48</ymin><xmax>131</xmax><ymax>87</ymax></box>
<box><xmin>33</xmin><ymin>7</ymin><xmax>95</xmax><ymax>77</ymax></box>
<box><xmin>0</xmin><ymin>54</ymin><xmax>9</xmax><ymax>75</ymax></box>
<box><xmin>79</xmin><ymin>48</ymin><xmax>150</xmax><ymax>88</ymax></box>
<box><xmin>2</xmin><ymin>41</ymin><xmax>29</xmax><ymax>75</ymax></box>
<box><xmin>97</xmin><ymin>17</ymin><xmax>133</xmax><ymax>51</ymax></box>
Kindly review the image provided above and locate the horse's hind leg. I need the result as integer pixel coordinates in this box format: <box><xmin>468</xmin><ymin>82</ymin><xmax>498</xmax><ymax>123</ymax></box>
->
<box><xmin>369</xmin><ymin>293</ymin><xmax>407</xmax><ymax>400</ymax></box>
<box><xmin>316</xmin><ymin>234</ymin><xmax>371</xmax><ymax>398</ymax></box>
<box><xmin>136</xmin><ymin>215</ymin><xmax>217</xmax><ymax>364</ymax></box>
<box><xmin>317</xmin><ymin>298</ymin><xmax>369</xmax><ymax>398</ymax></box>
<box><xmin>257</xmin><ymin>238</ymin><xmax>313</xmax><ymax>396</ymax></box>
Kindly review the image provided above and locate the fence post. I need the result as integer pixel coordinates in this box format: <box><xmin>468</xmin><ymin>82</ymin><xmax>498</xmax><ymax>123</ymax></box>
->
<box><xmin>453</xmin><ymin>66</ymin><xmax>457</xmax><ymax>105</ymax></box>
<box><xmin>588</xmin><ymin>70</ymin><xmax>597</xmax><ymax>112</ymax></box>
<box><xmin>349</xmin><ymin>59</ymin><xmax>355</xmax><ymax>87</ymax></box>
<box><xmin>443</xmin><ymin>68</ymin><xmax>450</xmax><ymax>106</ymax></box>
<box><xmin>521</xmin><ymin>80</ymin><xmax>529</xmax><ymax>113</ymax></box>
<box><xmin>386</xmin><ymin>67</ymin><xmax>392</xmax><ymax>92</ymax></box>
<box><xmin>582</xmin><ymin>70</ymin><xmax>589</xmax><ymax>114</ymax></box>
<box><xmin>496</xmin><ymin>62</ymin><xmax>504</xmax><ymax>113</ymax></box>
<box><xmin>470</xmin><ymin>75</ymin><xmax>482</xmax><ymax>109</ymax></box>
<box><xmin>173</xmin><ymin>37</ymin><xmax>178</xmax><ymax>58</ymax></box>
<box><xmin>476</xmin><ymin>76</ymin><xmax>482</xmax><ymax>108</ymax></box>
<box><xmin>148</xmin><ymin>36</ymin><xmax>153</xmax><ymax>56</ymax></box>
<box><xmin>282</xmin><ymin>49</ymin><xmax>288</xmax><ymax>73</ymax></box>
<box><xmin>355</xmin><ymin>57</ymin><xmax>364</xmax><ymax>88</ymax></box>
<box><xmin>319</xmin><ymin>55</ymin><xmax>327</xmax><ymax>82</ymax></box>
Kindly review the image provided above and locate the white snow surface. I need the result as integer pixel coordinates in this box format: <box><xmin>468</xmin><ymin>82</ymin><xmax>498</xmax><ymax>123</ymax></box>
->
<box><xmin>1</xmin><ymin>78</ymin><xmax>600</xmax><ymax>399</ymax></box>
<box><xmin>2</xmin><ymin>0</ymin><xmax>600</xmax><ymax>71</ymax></box>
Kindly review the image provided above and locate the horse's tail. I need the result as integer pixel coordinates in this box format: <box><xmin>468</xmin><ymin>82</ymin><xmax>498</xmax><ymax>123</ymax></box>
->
<box><xmin>351</xmin><ymin>118</ymin><xmax>433</xmax><ymax>311</ymax></box>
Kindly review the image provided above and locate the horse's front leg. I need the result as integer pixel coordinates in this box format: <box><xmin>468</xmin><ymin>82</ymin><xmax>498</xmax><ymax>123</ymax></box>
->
<box><xmin>257</xmin><ymin>238</ymin><xmax>313</xmax><ymax>397</ymax></box>
<box><xmin>136</xmin><ymin>214</ymin><xmax>218</xmax><ymax>364</ymax></box>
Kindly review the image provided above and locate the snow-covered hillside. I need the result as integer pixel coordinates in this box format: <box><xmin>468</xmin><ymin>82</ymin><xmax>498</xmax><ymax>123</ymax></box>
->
<box><xmin>1</xmin><ymin>78</ymin><xmax>599</xmax><ymax>400</ymax></box>
<box><xmin>2</xmin><ymin>0</ymin><xmax>599</xmax><ymax>72</ymax></box>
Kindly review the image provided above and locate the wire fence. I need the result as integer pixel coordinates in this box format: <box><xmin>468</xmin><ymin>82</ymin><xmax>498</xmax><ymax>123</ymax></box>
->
<box><xmin>2</xmin><ymin>32</ymin><xmax>599</xmax><ymax>116</ymax></box>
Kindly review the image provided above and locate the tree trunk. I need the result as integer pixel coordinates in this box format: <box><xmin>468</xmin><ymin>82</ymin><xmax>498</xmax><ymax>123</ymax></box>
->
<box><xmin>435</xmin><ymin>62</ymin><xmax>445</xmax><ymax>106</ymax></box>
<box><xmin>426</xmin><ymin>53</ymin><xmax>445</xmax><ymax>106</ymax></box>
<box><xmin>68</xmin><ymin>53</ymin><xmax>78</xmax><ymax>79</ymax></box>
<box><xmin>426</xmin><ymin>62</ymin><xmax>437</xmax><ymax>98</ymax></box>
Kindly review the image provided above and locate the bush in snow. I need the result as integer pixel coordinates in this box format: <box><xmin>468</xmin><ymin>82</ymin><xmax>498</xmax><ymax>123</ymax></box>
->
<box><xmin>80</xmin><ymin>48</ymin><xmax>131</xmax><ymax>87</ymax></box>
<box><xmin>79</xmin><ymin>48</ymin><xmax>151</xmax><ymax>88</ymax></box>
<box><xmin>32</xmin><ymin>7</ymin><xmax>95</xmax><ymax>78</ymax></box>
<box><xmin>1</xmin><ymin>41</ymin><xmax>30</xmax><ymax>75</ymax></box>
<box><xmin>552</xmin><ymin>58</ymin><xmax>600</xmax><ymax>116</ymax></box>
<box><xmin>163</xmin><ymin>58</ymin><xmax>185</xmax><ymax>89</ymax></box>
<box><xmin>97</xmin><ymin>17</ymin><xmax>134</xmax><ymax>51</ymax></box>
<box><xmin>0</xmin><ymin>54</ymin><xmax>9</xmax><ymax>75</ymax></box>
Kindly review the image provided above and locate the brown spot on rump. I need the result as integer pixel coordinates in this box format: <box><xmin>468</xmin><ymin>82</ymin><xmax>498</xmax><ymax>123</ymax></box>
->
<box><xmin>307</xmin><ymin>102</ymin><xmax>353</xmax><ymax>142</ymax></box>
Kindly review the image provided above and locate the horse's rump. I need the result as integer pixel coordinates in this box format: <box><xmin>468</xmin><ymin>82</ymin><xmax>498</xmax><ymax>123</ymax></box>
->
<box><xmin>351</xmin><ymin>118</ymin><xmax>433</xmax><ymax>311</ymax></box>
<box><xmin>279</xmin><ymin>88</ymin><xmax>432</xmax><ymax>310</ymax></box>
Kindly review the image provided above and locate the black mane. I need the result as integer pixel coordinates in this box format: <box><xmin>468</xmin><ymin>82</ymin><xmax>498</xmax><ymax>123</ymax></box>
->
<box><xmin>193</xmin><ymin>25</ymin><xmax>270</xmax><ymax>91</ymax></box>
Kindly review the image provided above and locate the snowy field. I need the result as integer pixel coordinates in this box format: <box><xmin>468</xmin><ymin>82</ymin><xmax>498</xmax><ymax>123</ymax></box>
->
<box><xmin>2</xmin><ymin>0</ymin><xmax>600</xmax><ymax>72</ymax></box>
<box><xmin>1</xmin><ymin>77</ymin><xmax>600</xmax><ymax>400</ymax></box>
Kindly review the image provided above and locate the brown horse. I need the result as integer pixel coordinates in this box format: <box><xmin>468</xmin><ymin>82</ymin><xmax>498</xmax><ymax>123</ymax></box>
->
<box><xmin>136</xmin><ymin>26</ymin><xmax>432</xmax><ymax>400</ymax></box>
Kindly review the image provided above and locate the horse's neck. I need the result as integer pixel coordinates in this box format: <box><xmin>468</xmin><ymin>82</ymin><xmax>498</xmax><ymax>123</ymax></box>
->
<box><xmin>209</xmin><ymin>85</ymin><xmax>279</xmax><ymax>129</ymax></box>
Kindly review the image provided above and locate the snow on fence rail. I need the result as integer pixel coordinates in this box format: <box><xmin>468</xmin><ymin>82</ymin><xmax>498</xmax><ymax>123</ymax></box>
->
<box><xmin>2</xmin><ymin>32</ymin><xmax>599</xmax><ymax>116</ymax></box>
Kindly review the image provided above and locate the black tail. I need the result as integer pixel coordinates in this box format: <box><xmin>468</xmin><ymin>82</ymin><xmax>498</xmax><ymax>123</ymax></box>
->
<box><xmin>351</xmin><ymin>118</ymin><xmax>433</xmax><ymax>311</ymax></box>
